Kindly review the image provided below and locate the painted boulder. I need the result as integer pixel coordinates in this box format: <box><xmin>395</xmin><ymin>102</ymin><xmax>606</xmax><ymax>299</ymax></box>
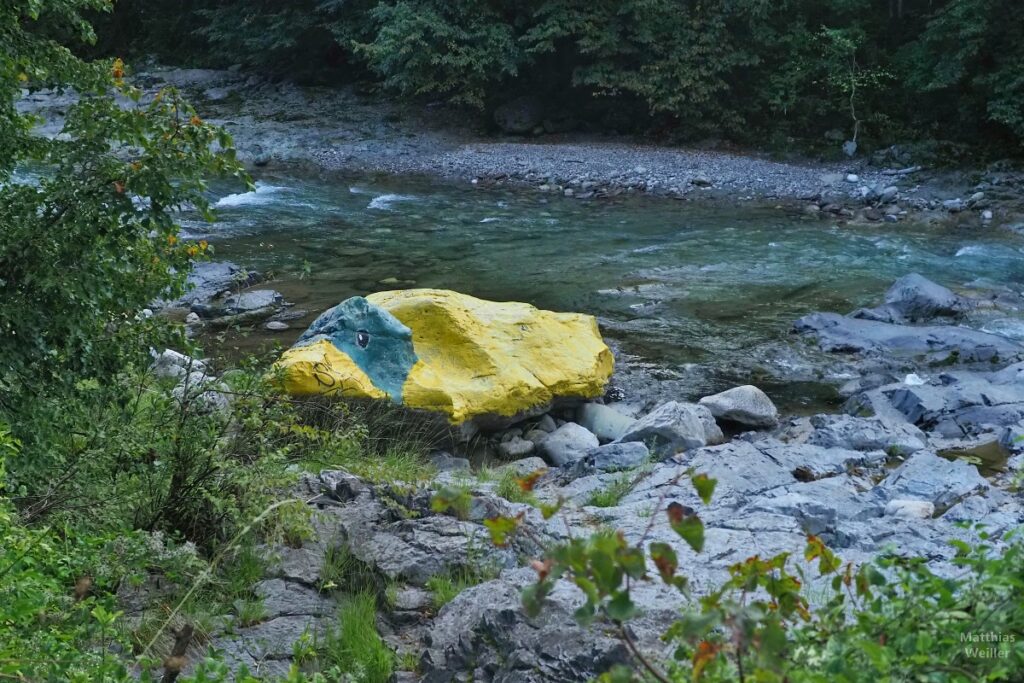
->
<box><xmin>275</xmin><ymin>289</ymin><xmax>614</xmax><ymax>424</ymax></box>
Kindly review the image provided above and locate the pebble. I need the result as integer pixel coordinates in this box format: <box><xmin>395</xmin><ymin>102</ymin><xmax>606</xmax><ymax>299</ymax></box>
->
<box><xmin>185</xmin><ymin>312</ymin><xmax>201</xmax><ymax>324</ymax></box>
<box><xmin>265</xmin><ymin>321</ymin><xmax>289</xmax><ymax>331</ymax></box>
<box><xmin>845</xmin><ymin>173</ymin><xmax>859</xmax><ymax>183</ymax></box>
<box><xmin>981</xmin><ymin>209</ymin><xmax>993</xmax><ymax>221</ymax></box>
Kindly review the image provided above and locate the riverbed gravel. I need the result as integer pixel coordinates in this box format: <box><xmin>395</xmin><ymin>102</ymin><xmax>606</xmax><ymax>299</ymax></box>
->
<box><xmin>18</xmin><ymin>65</ymin><xmax>1023</xmax><ymax>224</ymax></box>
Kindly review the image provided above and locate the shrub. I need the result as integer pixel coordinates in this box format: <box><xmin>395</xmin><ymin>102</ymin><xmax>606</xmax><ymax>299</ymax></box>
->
<box><xmin>460</xmin><ymin>469</ymin><xmax>1024</xmax><ymax>682</ymax></box>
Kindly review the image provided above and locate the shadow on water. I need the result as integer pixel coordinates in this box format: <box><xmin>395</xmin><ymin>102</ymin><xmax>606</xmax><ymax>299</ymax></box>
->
<box><xmin>938</xmin><ymin>441</ymin><xmax>1012</xmax><ymax>478</ymax></box>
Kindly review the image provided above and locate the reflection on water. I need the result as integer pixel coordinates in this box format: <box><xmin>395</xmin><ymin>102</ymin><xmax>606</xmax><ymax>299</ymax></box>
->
<box><xmin>189</xmin><ymin>171</ymin><xmax>1024</xmax><ymax>407</ymax></box>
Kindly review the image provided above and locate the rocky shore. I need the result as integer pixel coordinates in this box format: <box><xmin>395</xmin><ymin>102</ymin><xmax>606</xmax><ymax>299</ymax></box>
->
<box><xmin>18</xmin><ymin>66</ymin><xmax>1024</xmax><ymax>228</ymax></box>
<box><xmin>138</xmin><ymin>273</ymin><xmax>1024</xmax><ymax>681</ymax></box>
<box><xmin>22</xmin><ymin>63</ymin><xmax>1023</xmax><ymax>681</ymax></box>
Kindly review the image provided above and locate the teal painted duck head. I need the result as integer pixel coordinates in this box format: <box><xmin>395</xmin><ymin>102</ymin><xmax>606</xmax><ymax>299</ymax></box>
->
<box><xmin>296</xmin><ymin>296</ymin><xmax>418</xmax><ymax>401</ymax></box>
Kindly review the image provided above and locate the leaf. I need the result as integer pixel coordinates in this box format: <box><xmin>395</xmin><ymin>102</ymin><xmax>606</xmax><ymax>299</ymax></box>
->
<box><xmin>606</xmin><ymin>591</ymin><xmax>637</xmax><ymax>622</ymax></box>
<box><xmin>517</xmin><ymin>469</ymin><xmax>544</xmax><ymax>492</ymax></box>
<box><xmin>691</xmin><ymin>639</ymin><xmax>721</xmax><ymax>681</ymax></box>
<box><xmin>574</xmin><ymin>601</ymin><xmax>597</xmax><ymax>625</ymax></box>
<box><xmin>598</xmin><ymin>665</ymin><xmax>636</xmax><ymax>683</ymax></box>
<box><xmin>539</xmin><ymin>498</ymin><xmax>564</xmax><ymax>520</ymax></box>
<box><xmin>691</xmin><ymin>473</ymin><xmax>716</xmax><ymax>505</ymax></box>
<box><xmin>805</xmin><ymin>534</ymin><xmax>840</xmax><ymax>575</ymax></box>
<box><xmin>484</xmin><ymin>515</ymin><xmax>519</xmax><ymax>547</ymax></box>
<box><xmin>521</xmin><ymin>580</ymin><xmax>551</xmax><ymax>618</ymax></box>
<box><xmin>667</xmin><ymin>502</ymin><xmax>704</xmax><ymax>553</ymax></box>
<box><xmin>650</xmin><ymin>542</ymin><xmax>678</xmax><ymax>583</ymax></box>
<box><xmin>430</xmin><ymin>486</ymin><xmax>471</xmax><ymax>518</ymax></box>
<box><xmin>617</xmin><ymin>545</ymin><xmax>647</xmax><ymax>579</ymax></box>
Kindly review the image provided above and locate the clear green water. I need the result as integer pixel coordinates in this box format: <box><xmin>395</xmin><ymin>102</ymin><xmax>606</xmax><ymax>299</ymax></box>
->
<box><xmin>188</xmin><ymin>171</ymin><xmax>1024</xmax><ymax>409</ymax></box>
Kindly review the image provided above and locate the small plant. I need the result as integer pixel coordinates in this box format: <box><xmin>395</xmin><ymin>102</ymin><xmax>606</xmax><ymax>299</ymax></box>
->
<box><xmin>495</xmin><ymin>468</ymin><xmax>539</xmax><ymax>505</ymax></box>
<box><xmin>425</xmin><ymin>574</ymin><xmax>462</xmax><ymax>609</ymax></box>
<box><xmin>318</xmin><ymin>592</ymin><xmax>395</xmax><ymax>683</ymax></box>
<box><xmin>585</xmin><ymin>474</ymin><xmax>635</xmax><ymax>508</ymax></box>
<box><xmin>424</xmin><ymin>563</ymin><xmax>499</xmax><ymax>611</ymax></box>
<box><xmin>320</xmin><ymin>544</ymin><xmax>382</xmax><ymax>596</ymax></box>
<box><xmin>233</xmin><ymin>597</ymin><xmax>267</xmax><ymax>627</ymax></box>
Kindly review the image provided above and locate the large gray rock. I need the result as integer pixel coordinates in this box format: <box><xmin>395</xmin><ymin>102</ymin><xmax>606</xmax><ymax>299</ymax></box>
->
<box><xmin>853</xmin><ymin>274</ymin><xmax>974</xmax><ymax>323</ymax></box>
<box><xmin>849</xmin><ymin>370</ymin><xmax>1024</xmax><ymax>438</ymax></box>
<box><xmin>698</xmin><ymin>385</ymin><xmax>779</xmax><ymax>428</ymax></box>
<box><xmin>564</xmin><ymin>442</ymin><xmax>650</xmax><ymax>480</ymax></box>
<box><xmin>161</xmin><ymin>260</ymin><xmax>259</xmax><ymax>308</ymax></box>
<box><xmin>804</xmin><ymin>414</ymin><xmax>927</xmax><ymax>455</ymax></box>
<box><xmin>150</xmin><ymin>348</ymin><xmax>207</xmax><ymax>380</ymax></box>
<box><xmin>420</xmin><ymin>567</ymin><xmax>681</xmax><ymax>683</ymax></box>
<box><xmin>296</xmin><ymin>472</ymin><xmax>533</xmax><ymax>587</ymax></box>
<box><xmin>794</xmin><ymin>312</ymin><xmax>1023</xmax><ymax>364</ymax></box>
<box><xmin>616</xmin><ymin>401</ymin><xmax>723</xmax><ymax>455</ymax></box>
<box><xmin>216</xmin><ymin>615</ymin><xmax>329</xmax><ymax>679</ymax></box>
<box><xmin>255</xmin><ymin>579</ymin><xmax>336</xmax><ymax>619</ymax></box>
<box><xmin>221</xmin><ymin>289</ymin><xmax>283</xmax><ymax>314</ymax></box>
<box><xmin>493</xmin><ymin>96</ymin><xmax>544</xmax><ymax>134</ymax></box>
<box><xmin>577</xmin><ymin>403</ymin><xmax>637</xmax><ymax>442</ymax></box>
<box><xmin>498</xmin><ymin>436</ymin><xmax>536</xmax><ymax>459</ymax></box>
<box><xmin>499</xmin><ymin>456</ymin><xmax>549</xmax><ymax>477</ymax></box>
<box><xmin>878</xmin><ymin>450</ymin><xmax>989</xmax><ymax>508</ymax></box>
<box><xmin>585</xmin><ymin>441</ymin><xmax>650</xmax><ymax>472</ymax></box>
<box><xmin>883</xmin><ymin>273</ymin><xmax>973</xmax><ymax>321</ymax></box>
<box><xmin>540</xmin><ymin>423</ymin><xmax>600</xmax><ymax>466</ymax></box>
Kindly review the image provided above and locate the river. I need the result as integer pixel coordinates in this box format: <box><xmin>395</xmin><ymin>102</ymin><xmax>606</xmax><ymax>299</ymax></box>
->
<box><xmin>188</xmin><ymin>170</ymin><xmax>1024</xmax><ymax>411</ymax></box>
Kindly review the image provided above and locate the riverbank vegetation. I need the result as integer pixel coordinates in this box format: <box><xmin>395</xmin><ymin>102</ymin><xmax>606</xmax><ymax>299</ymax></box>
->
<box><xmin>91</xmin><ymin>0</ymin><xmax>1024</xmax><ymax>153</ymax></box>
<box><xmin>3</xmin><ymin>1</ymin><xmax>1024</xmax><ymax>682</ymax></box>
<box><xmin>0</xmin><ymin>3</ymin><xmax>421</xmax><ymax>679</ymax></box>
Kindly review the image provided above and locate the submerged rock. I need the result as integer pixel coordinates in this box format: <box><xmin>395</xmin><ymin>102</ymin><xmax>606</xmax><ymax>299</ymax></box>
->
<box><xmin>698</xmin><ymin>385</ymin><xmax>779</xmax><ymax>428</ymax></box>
<box><xmin>794</xmin><ymin>311</ymin><xmax>1023</xmax><ymax>364</ymax></box>
<box><xmin>274</xmin><ymin>289</ymin><xmax>614</xmax><ymax>424</ymax></box>
<box><xmin>853</xmin><ymin>273</ymin><xmax>973</xmax><ymax>323</ymax></box>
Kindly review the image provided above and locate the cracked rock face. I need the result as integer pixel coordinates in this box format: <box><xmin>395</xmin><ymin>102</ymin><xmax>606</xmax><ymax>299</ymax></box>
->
<box><xmin>189</xmin><ymin>359</ymin><xmax>1024</xmax><ymax>681</ymax></box>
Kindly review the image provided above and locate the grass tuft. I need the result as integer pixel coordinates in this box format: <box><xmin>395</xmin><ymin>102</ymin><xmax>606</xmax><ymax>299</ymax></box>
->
<box><xmin>494</xmin><ymin>468</ymin><xmax>538</xmax><ymax>505</ymax></box>
<box><xmin>319</xmin><ymin>592</ymin><xmax>395</xmax><ymax>683</ymax></box>
<box><xmin>586</xmin><ymin>474</ymin><xmax>635</xmax><ymax>507</ymax></box>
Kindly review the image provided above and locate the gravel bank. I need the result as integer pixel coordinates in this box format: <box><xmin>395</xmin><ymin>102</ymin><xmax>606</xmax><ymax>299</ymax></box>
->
<box><xmin>18</xmin><ymin>66</ymin><xmax>1024</xmax><ymax>225</ymax></box>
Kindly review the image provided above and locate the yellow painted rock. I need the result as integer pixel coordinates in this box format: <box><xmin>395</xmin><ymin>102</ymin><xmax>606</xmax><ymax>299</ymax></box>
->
<box><xmin>275</xmin><ymin>289</ymin><xmax>614</xmax><ymax>424</ymax></box>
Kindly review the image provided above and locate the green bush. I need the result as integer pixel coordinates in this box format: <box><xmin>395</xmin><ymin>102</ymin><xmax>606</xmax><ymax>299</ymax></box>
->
<box><xmin>467</xmin><ymin>470</ymin><xmax>1024</xmax><ymax>683</ymax></box>
<box><xmin>93</xmin><ymin>0</ymin><xmax>1024</xmax><ymax>148</ymax></box>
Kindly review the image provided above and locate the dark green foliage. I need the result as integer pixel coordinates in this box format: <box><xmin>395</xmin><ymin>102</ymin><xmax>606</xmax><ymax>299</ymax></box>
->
<box><xmin>95</xmin><ymin>0</ymin><xmax>1024</xmax><ymax>149</ymax></box>
<box><xmin>1</xmin><ymin>1</ymin><xmax>247</xmax><ymax>409</ymax></box>
<box><xmin>899</xmin><ymin>0</ymin><xmax>1024</xmax><ymax>143</ymax></box>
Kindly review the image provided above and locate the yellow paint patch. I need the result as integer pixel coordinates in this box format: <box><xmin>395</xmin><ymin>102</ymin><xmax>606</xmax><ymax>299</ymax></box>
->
<box><xmin>368</xmin><ymin>289</ymin><xmax>613</xmax><ymax>423</ymax></box>
<box><xmin>274</xmin><ymin>339</ymin><xmax>387</xmax><ymax>400</ymax></box>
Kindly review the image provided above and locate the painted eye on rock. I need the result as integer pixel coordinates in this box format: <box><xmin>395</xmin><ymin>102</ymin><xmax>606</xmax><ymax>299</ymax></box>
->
<box><xmin>356</xmin><ymin>330</ymin><xmax>371</xmax><ymax>349</ymax></box>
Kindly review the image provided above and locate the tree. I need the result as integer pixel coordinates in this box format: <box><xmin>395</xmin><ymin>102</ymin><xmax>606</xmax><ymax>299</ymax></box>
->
<box><xmin>0</xmin><ymin>0</ymin><xmax>246</xmax><ymax>408</ymax></box>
